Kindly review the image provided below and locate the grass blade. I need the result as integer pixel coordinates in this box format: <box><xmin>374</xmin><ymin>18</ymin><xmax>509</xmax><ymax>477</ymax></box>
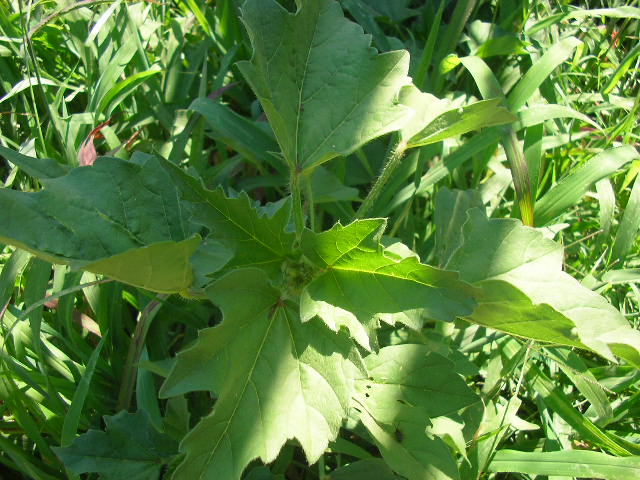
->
<box><xmin>60</xmin><ymin>335</ymin><xmax>107</xmax><ymax>446</ymax></box>
<box><xmin>507</xmin><ymin>37</ymin><xmax>581</xmax><ymax>111</ymax></box>
<box><xmin>611</xmin><ymin>172</ymin><xmax>640</xmax><ymax>264</ymax></box>
<box><xmin>490</xmin><ymin>449</ymin><xmax>640</xmax><ymax>479</ymax></box>
<box><xmin>534</xmin><ymin>146</ymin><xmax>638</xmax><ymax>226</ymax></box>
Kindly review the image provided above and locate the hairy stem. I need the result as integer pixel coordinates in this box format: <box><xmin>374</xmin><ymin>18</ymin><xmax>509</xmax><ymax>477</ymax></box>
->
<box><xmin>356</xmin><ymin>139</ymin><xmax>408</xmax><ymax>219</ymax></box>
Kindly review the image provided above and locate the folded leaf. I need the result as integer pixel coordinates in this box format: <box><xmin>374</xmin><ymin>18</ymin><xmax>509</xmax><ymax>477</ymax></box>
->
<box><xmin>300</xmin><ymin>220</ymin><xmax>476</xmax><ymax>349</ymax></box>
<box><xmin>0</xmin><ymin>152</ymin><xmax>207</xmax><ymax>292</ymax></box>
<box><xmin>53</xmin><ymin>410</ymin><xmax>178</xmax><ymax>480</ymax></box>
<box><xmin>447</xmin><ymin>207</ymin><xmax>640</xmax><ymax>366</ymax></box>
<box><xmin>238</xmin><ymin>0</ymin><xmax>411</xmax><ymax>170</ymax></box>
<box><xmin>161</xmin><ymin>268</ymin><xmax>360</xmax><ymax>479</ymax></box>
<box><xmin>398</xmin><ymin>85</ymin><xmax>516</xmax><ymax>148</ymax></box>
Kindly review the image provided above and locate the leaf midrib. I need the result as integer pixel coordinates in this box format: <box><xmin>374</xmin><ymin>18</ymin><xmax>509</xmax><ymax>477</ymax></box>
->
<box><xmin>292</xmin><ymin>5</ymin><xmax>319</xmax><ymax>167</ymax></box>
<box><xmin>198</xmin><ymin>302</ymin><xmax>280</xmax><ymax>480</ymax></box>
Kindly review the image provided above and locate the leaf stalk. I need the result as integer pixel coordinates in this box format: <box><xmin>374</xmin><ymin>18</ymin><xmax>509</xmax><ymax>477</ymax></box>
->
<box><xmin>290</xmin><ymin>166</ymin><xmax>305</xmax><ymax>240</ymax></box>
<box><xmin>356</xmin><ymin>139</ymin><xmax>408</xmax><ymax>219</ymax></box>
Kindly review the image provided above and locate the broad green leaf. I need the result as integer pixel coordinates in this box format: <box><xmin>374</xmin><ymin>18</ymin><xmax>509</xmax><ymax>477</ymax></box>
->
<box><xmin>357</xmin><ymin>344</ymin><xmax>480</xmax><ymax>422</ymax></box>
<box><xmin>447</xmin><ymin>208</ymin><xmax>640</xmax><ymax>366</ymax></box>
<box><xmin>161</xmin><ymin>164</ymin><xmax>296</xmax><ymax>278</ymax></box>
<box><xmin>237</xmin><ymin>0</ymin><xmax>411</xmax><ymax>170</ymax></box>
<box><xmin>399</xmin><ymin>85</ymin><xmax>515</xmax><ymax>148</ymax></box>
<box><xmin>535</xmin><ymin>146</ymin><xmax>638</xmax><ymax>226</ymax></box>
<box><xmin>0</xmin><ymin>146</ymin><xmax>69</xmax><ymax>179</ymax></box>
<box><xmin>82</xmin><ymin>238</ymin><xmax>201</xmax><ymax>293</ymax></box>
<box><xmin>330</xmin><ymin>459</ymin><xmax>402</xmax><ymax>479</ymax></box>
<box><xmin>361</xmin><ymin>0</ymin><xmax>417</xmax><ymax>22</ymax></box>
<box><xmin>341</xmin><ymin>0</ymin><xmax>393</xmax><ymax>52</ymax></box>
<box><xmin>434</xmin><ymin>188</ymin><xmax>483</xmax><ymax>267</ymax></box>
<box><xmin>300</xmin><ymin>220</ymin><xmax>476</xmax><ymax>349</ymax></box>
<box><xmin>351</xmin><ymin>348</ymin><xmax>478</xmax><ymax>480</ymax></box>
<box><xmin>489</xmin><ymin>449</ymin><xmax>640</xmax><ymax>479</ymax></box>
<box><xmin>53</xmin><ymin>410</ymin><xmax>178</xmax><ymax>480</ymax></box>
<box><xmin>354</xmin><ymin>347</ymin><xmax>472</xmax><ymax>480</ymax></box>
<box><xmin>2</xmin><ymin>147</ymin><xmax>288</xmax><ymax>292</ymax></box>
<box><xmin>161</xmin><ymin>268</ymin><xmax>359</xmax><ymax>479</ymax></box>
<box><xmin>0</xmin><ymin>153</ymin><xmax>207</xmax><ymax>292</ymax></box>
<box><xmin>359</xmin><ymin>409</ymin><xmax>460</xmax><ymax>480</ymax></box>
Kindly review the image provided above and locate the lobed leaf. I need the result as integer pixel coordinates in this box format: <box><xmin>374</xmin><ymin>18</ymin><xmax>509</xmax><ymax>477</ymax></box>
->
<box><xmin>237</xmin><ymin>0</ymin><xmax>412</xmax><ymax>170</ymax></box>
<box><xmin>1</xmin><ymin>147</ymin><xmax>295</xmax><ymax>292</ymax></box>
<box><xmin>161</xmin><ymin>268</ymin><xmax>360</xmax><ymax>479</ymax></box>
<box><xmin>53</xmin><ymin>410</ymin><xmax>178</xmax><ymax>480</ymax></box>
<box><xmin>300</xmin><ymin>220</ymin><xmax>477</xmax><ymax>349</ymax></box>
<box><xmin>155</xmin><ymin>159</ymin><xmax>295</xmax><ymax>280</ymax></box>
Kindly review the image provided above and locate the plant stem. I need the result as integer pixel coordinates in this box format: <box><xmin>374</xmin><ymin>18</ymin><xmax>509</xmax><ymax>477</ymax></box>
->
<box><xmin>117</xmin><ymin>294</ymin><xmax>167</xmax><ymax>412</ymax></box>
<box><xmin>356</xmin><ymin>139</ymin><xmax>407</xmax><ymax>219</ymax></box>
<box><xmin>290</xmin><ymin>166</ymin><xmax>305</xmax><ymax>240</ymax></box>
<box><xmin>318</xmin><ymin>454</ymin><xmax>326</xmax><ymax>479</ymax></box>
<box><xmin>303</xmin><ymin>170</ymin><xmax>315</xmax><ymax>231</ymax></box>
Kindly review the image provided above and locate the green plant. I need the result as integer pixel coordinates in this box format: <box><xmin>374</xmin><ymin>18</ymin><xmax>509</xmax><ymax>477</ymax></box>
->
<box><xmin>1</xmin><ymin>0</ymin><xmax>640</xmax><ymax>479</ymax></box>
